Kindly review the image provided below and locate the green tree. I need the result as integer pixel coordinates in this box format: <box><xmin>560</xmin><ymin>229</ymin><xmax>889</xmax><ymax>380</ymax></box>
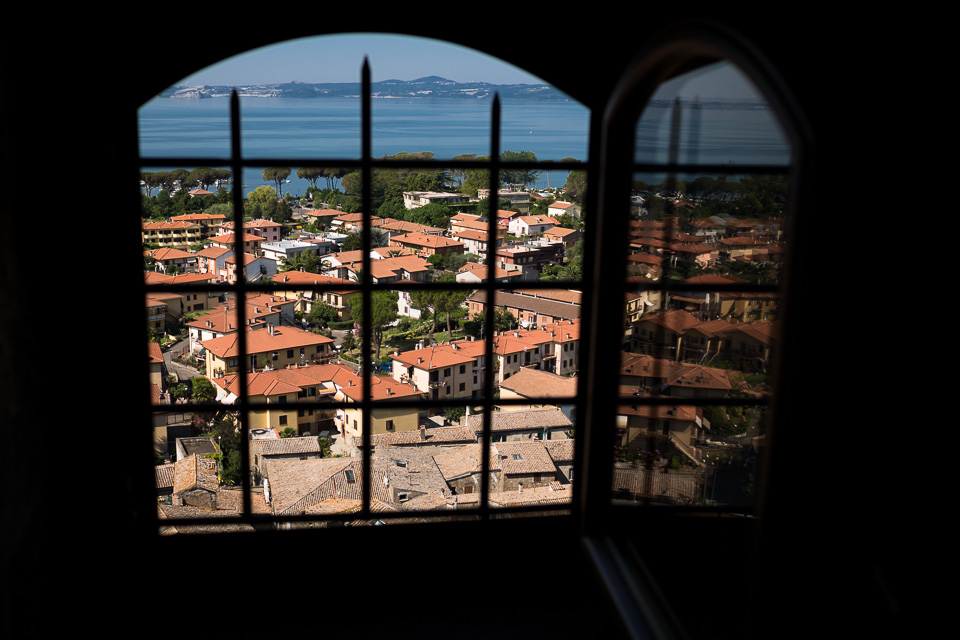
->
<box><xmin>377</xmin><ymin>199</ymin><xmax>407</xmax><ymax>220</ymax></box>
<box><xmin>558</xmin><ymin>239</ymin><xmax>584</xmax><ymax>280</ymax></box>
<box><xmin>321</xmin><ymin>167</ymin><xmax>349</xmax><ymax>190</ymax></box>
<box><xmin>450</xmin><ymin>153</ymin><xmax>477</xmax><ymax>189</ymax></box>
<box><xmin>186</xmin><ymin>167</ymin><xmax>219</xmax><ymax>191</ymax></box>
<box><xmin>500</xmin><ymin>150</ymin><xmax>541</xmax><ymax>188</ymax></box>
<box><xmin>340</xmin><ymin>229</ymin><xmax>387</xmax><ymax>252</ymax></box>
<box><xmin>168</xmin><ymin>168</ymin><xmax>189</xmax><ymax>190</ymax></box>
<box><xmin>141</xmin><ymin>171</ymin><xmax>166</xmax><ymax>197</ymax></box>
<box><xmin>280</xmin><ymin>427</ymin><xmax>297</xmax><ymax>438</ymax></box>
<box><xmin>563</xmin><ymin>169</ymin><xmax>587</xmax><ymax>204</ymax></box>
<box><xmin>443</xmin><ymin>252</ymin><xmax>479</xmax><ymax>273</ymax></box>
<box><xmin>205</xmin><ymin>202</ymin><xmax>234</xmax><ymax>222</ymax></box>
<box><xmin>444</xmin><ymin>404</ymin><xmax>466</xmax><ymax>425</ymax></box>
<box><xmin>247</xmin><ymin>185</ymin><xmax>277</xmax><ymax>210</ymax></box>
<box><xmin>296</xmin><ymin>167</ymin><xmax>325</xmax><ymax>189</ymax></box>
<box><xmin>262</xmin><ymin>167</ymin><xmax>291</xmax><ymax>197</ymax></box>
<box><xmin>340</xmin><ymin>232</ymin><xmax>362</xmax><ymax>252</ymax></box>
<box><xmin>435</xmin><ymin>279</ymin><xmax>469</xmax><ymax>337</ymax></box>
<box><xmin>282</xmin><ymin>250</ymin><xmax>331</xmax><ymax>274</ymax></box>
<box><xmin>265</xmin><ymin>198</ymin><xmax>293</xmax><ymax>224</ymax></box>
<box><xmin>309</xmin><ymin>301</ymin><xmax>339</xmax><ymax>327</ymax></box>
<box><xmin>317</xmin><ymin>436</ymin><xmax>333</xmax><ymax>457</ymax></box>
<box><xmin>460</xmin><ymin>155</ymin><xmax>491</xmax><ymax>197</ymax></box>
<box><xmin>191</xmin><ymin>377</ymin><xmax>216</xmax><ymax>404</ymax></box>
<box><xmin>170</xmin><ymin>382</ymin><xmax>189</xmax><ymax>403</ymax></box>
<box><xmin>203</xmin><ymin>415</ymin><xmax>242</xmax><ymax>485</ymax></box>
<box><xmin>348</xmin><ymin>290</ymin><xmax>399</xmax><ymax>358</ymax></box>
<box><xmin>409</xmin><ymin>202</ymin><xmax>452</xmax><ymax>229</ymax></box>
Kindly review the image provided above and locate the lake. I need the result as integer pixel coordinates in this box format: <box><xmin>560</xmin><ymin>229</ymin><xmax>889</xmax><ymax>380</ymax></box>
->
<box><xmin>138</xmin><ymin>96</ymin><xmax>590</xmax><ymax>194</ymax></box>
<box><xmin>138</xmin><ymin>95</ymin><xmax>789</xmax><ymax>196</ymax></box>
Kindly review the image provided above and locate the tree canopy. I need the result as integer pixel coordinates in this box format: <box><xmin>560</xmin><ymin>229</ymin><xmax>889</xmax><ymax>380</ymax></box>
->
<box><xmin>296</xmin><ymin>167</ymin><xmax>324</xmax><ymax>189</ymax></box>
<box><xmin>348</xmin><ymin>290</ymin><xmax>399</xmax><ymax>357</ymax></box>
<box><xmin>499</xmin><ymin>150</ymin><xmax>541</xmax><ymax>188</ymax></box>
<box><xmin>262</xmin><ymin>167</ymin><xmax>291</xmax><ymax>197</ymax></box>
<box><xmin>281</xmin><ymin>250</ymin><xmax>330</xmax><ymax>274</ymax></box>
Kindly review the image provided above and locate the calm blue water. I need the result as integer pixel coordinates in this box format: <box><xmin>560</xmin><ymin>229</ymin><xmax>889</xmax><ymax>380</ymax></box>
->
<box><xmin>635</xmin><ymin>103</ymin><xmax>789</xmax><ymax>168</ymax></box>
<box><xmin>138</xmin><ymin>96</ymin><xmax>590</xmax><ymax>194</ymax></box>
<box><xmin>138</xmin><ymin>96</ymin><xmax>789</xmax><ymax>196</ymax></box>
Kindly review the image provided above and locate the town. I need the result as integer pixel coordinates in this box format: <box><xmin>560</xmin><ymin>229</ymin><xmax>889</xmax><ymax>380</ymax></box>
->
<box><xmin>144</xmin><ymin>164</ymin><xmax>785</xmax><ymax>531</ymax></box>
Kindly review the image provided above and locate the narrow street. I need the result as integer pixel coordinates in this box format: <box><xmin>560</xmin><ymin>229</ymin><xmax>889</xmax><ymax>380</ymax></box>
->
<box><xmin>162</xmin><ymin>339</ymin><xmax>201</xmax><ymax>382</ymax></box>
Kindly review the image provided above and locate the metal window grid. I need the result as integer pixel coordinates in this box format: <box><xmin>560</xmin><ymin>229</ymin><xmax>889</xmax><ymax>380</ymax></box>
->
<box><xmin>142</xmin><ymin>60</ymin><xmax>590</xmax><ymax>530</ymax></box>
<box><xmin>141</xmin><ymin>49</ymin><xmax>798</xmax><ymax>535</ymax></box>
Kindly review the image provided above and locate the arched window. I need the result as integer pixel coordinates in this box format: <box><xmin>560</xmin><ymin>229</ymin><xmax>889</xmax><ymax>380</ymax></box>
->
<box><xmin>142</xmin><ymin>34</ymin><xmax>593</xmax><ymax>528</ymax></box>
<box><xmin>575</xmin><ymin>25</ymin><xmax>809</xmax><ymax>638</ymax></box>
<box><xmin>136</xmin><ymin>25</ymin><xmax>811</xmax><ymax>636</ymax></box>
<box><xmin>141</xmin><ymin>28</ymin><xmax>805</xmax><ymax>538</ymax></box>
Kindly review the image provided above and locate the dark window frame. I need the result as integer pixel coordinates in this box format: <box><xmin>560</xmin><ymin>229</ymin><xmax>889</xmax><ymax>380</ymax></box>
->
<box><xmin>139</xmin><ymin>27</ymin><xmax>804</xmax><ymax>544</ymax></box>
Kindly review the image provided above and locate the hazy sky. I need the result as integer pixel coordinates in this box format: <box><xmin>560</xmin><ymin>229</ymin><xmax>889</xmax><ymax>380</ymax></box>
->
<box><xmin>179</xmin><ymin>33</ymin><xmax>544</xmax><ymax>87</ymax></box>
<box><xmin>176</xmin><ymin>33</ymin><xmax>762</xmax><ymax>102</ymax></box>
<box><xmin>651</xmin><ymin>62</ymin><xmax>762</xmax><ymax>101</ymax></box>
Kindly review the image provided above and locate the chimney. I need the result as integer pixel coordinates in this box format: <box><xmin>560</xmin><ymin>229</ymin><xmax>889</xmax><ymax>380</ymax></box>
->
<box><xmin>386</xmin><ymin>388</ymin><xmax>391</xmax><ymax>396</ymax></box>
<box><xmin>419</xmin><ymin>426</ymin><xmax>426</xmax><ymax>441</ymax></box>
<box><xmin>268</xmin><ymin>325</ymin><xmax>274</xmax><ymax>335</ymax></box>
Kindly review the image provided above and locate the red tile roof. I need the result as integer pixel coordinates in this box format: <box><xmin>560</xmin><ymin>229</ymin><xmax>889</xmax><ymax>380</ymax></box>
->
<box><xmin>201</xmin><ymin>325</ymin><xmax>333</xmax><ymax>358</ymax></box>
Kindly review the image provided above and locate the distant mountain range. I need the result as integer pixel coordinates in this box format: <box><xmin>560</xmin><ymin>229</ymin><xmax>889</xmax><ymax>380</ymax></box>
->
<box><xmin>159</xmin><ymin>76</ymin><xmax>573</xmax><ymax>101</ymax></box>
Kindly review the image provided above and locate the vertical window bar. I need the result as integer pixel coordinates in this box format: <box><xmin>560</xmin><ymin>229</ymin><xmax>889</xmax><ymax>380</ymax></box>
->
<box><xmin>479</xmin><ymin>94</ymin><xmax>501</xmax><ymax>519</ymax></box>
<box><xmin>230</xmin><ymin>90</ymin><xmax>252</xmax><ymax>516</ymax></box>
<box><xmin>360</xmin><ymin>58</ymin><xmax>373</xmax><ymax>518</ymax></box>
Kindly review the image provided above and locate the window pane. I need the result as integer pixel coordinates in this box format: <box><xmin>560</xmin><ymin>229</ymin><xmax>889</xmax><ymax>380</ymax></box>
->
<box><xmin>143</xmin><ymin>33</ymin><xmax>590</xmax><ymax>529</ymax></box>
<box><xmin>614</xmin><ymin>57</ymin><xmax>792</xmax><ymax>513</ymax></box>
<box><xmin>634</xmin><ymin>61</ymin><xmax>790</xmax><ymax>168</ymax></box>
<box><xmin>613</xmin><ymin>402</ymin><xmax>765</xmax><ymax>508</ymax></box>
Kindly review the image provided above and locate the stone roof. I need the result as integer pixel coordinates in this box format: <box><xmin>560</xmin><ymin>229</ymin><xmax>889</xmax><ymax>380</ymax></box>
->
<box><xmin>666</xmin><ymin>364</ymin><xmax>732</xmax><ymax>391</ymax></box>
<box><xmin>375</xmin><ymin>446</ymin><xmax>450</xmax><ymax>497</ymax></box>
<box><xmin>487</xmin><ymin>484</ymin><xmax>572</xmax><ymax>507</ymax></box>
<box><xmin>468</xmin><ymin>289</ymin><xmax>581</xmax><ymax>320</ymax></box>
<box><xmin>177</xmin><ymin>437</ymin><xmax>219</xmax><ymax>457</ymax></box>
<box><xmin>265</xmin><ymin>457</ymin><xmax>355</xmax><ymax>515</ymax></box>
<box><xmin>618</xmin><ymin>403</ymin><xmax>700</xmax><ymax>423</ymax></box>
<box><xmin>498</xmin><ymin>368</ymin><xmax>577</xmax><ymax>400</ymax></box>
<box><xmin>156</xmin><ymin>489</ymin><xmax>269</xmax><ymax>535</ymax></box>
<box><xmin>465</xmin><ymin>407</ymin><xmax>572</xmax><ymax>433</ymax></box>
<box><xmin>611</xmin><ymin>467</ymin><xmax>700</xmax><ymax>503</ymax></box>
<box><xmin>400</xmin><ymin>490</ymin><xmax>450</xmax><ymax>511</ymax></box>
<box><xmin>252</xmin><ymin>436</ymin><xmax>322</xmax><ymax>457</ymax></box>
<box><xmin>544</xmin><ymin>439</ymin><xmax>575</xmax><ymax>463</ymax></box>
<box><xmin>173</xmin><ymin>454</ymin><xmax>219</xmax><ymax>495</ymax></box>
<box><xmin>636</xmin><ymin>309</ymin><xmax>702</xmax><ymax>333</ymax></box>
<box><xmin>266</xmin><ymin>458</ymin><xmax>396</xmax><ymax>515</ymax></box>
<box><xmin>369</xmin><ymin>425</ymin><xmax>476</xmax><ymax>447</ymax></box>
<box><xmin>155</xmin><ymin>463</ymin><xmax>176</xmax><ymax>490</ymax></box>
<box><xmin>493</xmin><ymin>441</ymin><xmax>557</xmax><ymax>475</ymax></box>
<box><xmin>432</xmin><ymin>444</ymin><xmax>500</xmax><ymax>481</ymax></box>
